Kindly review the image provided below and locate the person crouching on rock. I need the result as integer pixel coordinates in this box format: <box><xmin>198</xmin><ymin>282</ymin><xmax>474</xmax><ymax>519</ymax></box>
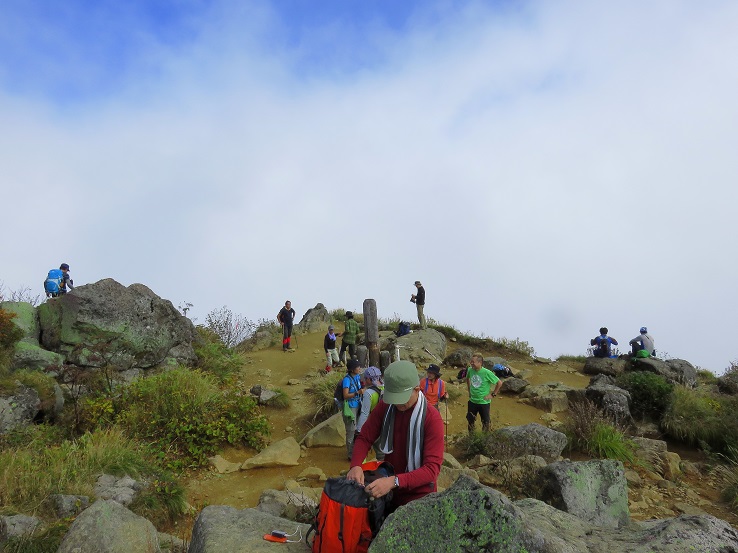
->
<box><xmin>347</xmin><ymin>360</ymin><xmax>444</xmax><ymax>509</ymax></box>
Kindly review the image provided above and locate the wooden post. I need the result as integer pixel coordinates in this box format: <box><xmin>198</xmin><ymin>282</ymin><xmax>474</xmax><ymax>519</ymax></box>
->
<box><xmin>363</xmin><ymin>299</ymin><xmax>380</xmax><ymax>368</ymax></box>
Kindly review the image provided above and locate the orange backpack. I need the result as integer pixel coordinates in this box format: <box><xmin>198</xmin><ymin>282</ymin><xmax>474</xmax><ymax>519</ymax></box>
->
<box><xmin>307</xmin><ymin>461</ymin><xmax>394</xmax><ymax>553</ymax></box>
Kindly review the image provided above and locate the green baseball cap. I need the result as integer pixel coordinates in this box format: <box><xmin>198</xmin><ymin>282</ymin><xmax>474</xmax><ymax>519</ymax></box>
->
<box><xmin>383</xmin><ymin>360</ymin><xmax>420</xmax><ymax>404</ymax></box>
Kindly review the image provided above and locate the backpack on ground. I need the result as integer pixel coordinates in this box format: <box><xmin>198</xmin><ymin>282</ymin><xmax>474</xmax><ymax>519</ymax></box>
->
<box><xmin>44</xmin><ymin>269</ymin><xmax>64</xmax><ymax>296</ymax></box>
<box><xmin>492</xmin><ymin>363</ymin><xmax>514</xmax><ymax>378</ymax></box>
<box><xmin>307</xmin><ymin>461</ymin><xmax>394</xmax><ymax>553</ymax></box>
<box><xmin>395</xmin><ymin>322</ymin><xmax>411</xmax><ymax>337</ymax></box>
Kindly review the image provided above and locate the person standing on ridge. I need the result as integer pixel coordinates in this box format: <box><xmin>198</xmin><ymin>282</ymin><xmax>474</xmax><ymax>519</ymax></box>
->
<box><xmin>277</xmin><ymin>300</ymin><xmax>296</xmax><ymax>351</ymax></box>
<box><xmin>410</xmin><ymin>280</ymin><xmax>426</xmax><ymax>329</ymax></box>
<box><xmin>590</xmin><ymin>327</ymin><xmax>618</xmax><ymax>358</ymax></box>
<box><xmin>324</xmin><ymin>324</ymin><xmax>340</xmax><ymax>370</ymax></box>
<box><xmin>466</xmin><ymin>352</ymin><xmax>502</xmax><ymax>432</ymax></box>
<box><xmin>339</xmin><ymin>311</ymin><xmax>360</xmax><ymax>364</ymax></box>
<box><xmin>629</xmin><ymin>327</ymin><xmax>655</xmax><ymax>357</ymax></box>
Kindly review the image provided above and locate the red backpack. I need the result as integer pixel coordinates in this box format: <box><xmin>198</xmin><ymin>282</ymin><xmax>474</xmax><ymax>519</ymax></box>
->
<box><xmin>307</xmin><ymin>461</ymin><xmax>394</xmax><ymax>553</ymax></box>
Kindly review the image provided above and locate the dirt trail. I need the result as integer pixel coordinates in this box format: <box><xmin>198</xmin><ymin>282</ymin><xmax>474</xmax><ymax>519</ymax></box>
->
<box><xmin>184</xmin><ymin>331</ymin><xmax>738</xmax><ymax>528</ymax></box>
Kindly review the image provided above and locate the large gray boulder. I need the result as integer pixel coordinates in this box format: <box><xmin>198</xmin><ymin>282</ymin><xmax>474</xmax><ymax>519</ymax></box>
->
<box><xmin>521</xmin><ymin>383</ymin><xmax>576</xmax><ymax>413</ymax></box>
<box><xmin>516</xmin><ymin>496</ymin><xmax>738</xmax><ymax>552</ymax></box>
<box><xmin>94</xmin><ymin>474</ymin><xmax>144</xmax><ymax>506</ymax></box>
<box><xmin>189</xmin><ymin>506</ymin><xmax>310</xmax><ymax>553</ymax></box>
<box><xmin>536</xmin><ymin>460</ymin><xmax>630</xmax><ymax>528</ymax></box>
<box><xmin>491</xmin><ymin>423</ymin><xmax>567</xmax><ymax>463</ymax></box>
<box><xmin>37</xmin><ymin>279</ymin><xmax>196</xmax><ymax>371</ymax></box>
<box><xmin>1</xmin><ymin>301</ymin><xmax>65</xmax><ymax>371</ymax></box>
<box><xmin>380</xmin><ymin>329</ymin><xmax>446</xmax><ymax>366</ymax></box>
<box><xmin>0</xmin><ymin>383</ymin><xmax>40</xmax><ymax>435</ymax></box>
<box><xmin>629</xmin><ymin>357</ymin><xmax>697</xmax><ymax>388</ymax></box>
<box><xmin>296</xmin><ymin>303</ymin><xmax>331</xmax><ymax>334</ymax></box>
<box><xmin>443</xmin><ymin>347</ymin><xmax>473</xmax><ymax>367</ymax></box>
<box><xmin>0</xmin><ymin>514</ymin><xmax>43</xmax><ymax>545</ymax></box>
<box><xmin>241</xmin><ymin>437</ymin><xmax>301</xmax><ymax>469</ymax></box>
<box><xmin>585</xmin><ymin>382</ymin><xmax>632</xmax><ymax>424</ymax></box>
<box><xmin>56</xmin><ymin>499</ymin><xmax>160</xmax><ymax>553</ymax></box>
<box><xmin>301</xmin><ymin>412</ymin><xmax>345</xmax><ymax>448</ymax></box>
<box><xmin>369</xmin><ymin>477</ymin><xmax>531</xmax><ymax>553</ymax></box>
<box><xmin>584</xmin><ymin>357</ymin><xmax>628</xmax><ymax>377</ymax></box>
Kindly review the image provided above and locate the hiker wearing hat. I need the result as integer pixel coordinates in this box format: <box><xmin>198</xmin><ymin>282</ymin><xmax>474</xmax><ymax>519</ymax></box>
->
<box><xmin>466</xmin><ymin>352</ymin><xmax>503</xmax><ymax>432</ymax></box>
<box><xmin>356</xmin><ymin>367</ymin><xmax>385</xmax><ymax>461</ymax></box>
<box><xmin>410</xmin><ymin>281</ymin><xmax>426</xmax><ymax>329</ymax></box>
<box><xmin>339</xmin><ymin>311</ymin><xmax>361</xmax><ymax>364</ymax></box>
<box><xmin>324</xmin><ymin>324</ymin><xmax>341</xmax><ymax>371</ymax></box>
<box><xmin>347</xmin><ymin>360</ymin><xmax>444</xmax><ymax>508</ymax></box>
<box><xmin>420</xmin><ymin>364</ymin><xmax>448</xmax><ymax>411</ymax></box>
<box><xmin>342</xmin><ymin>359</ymin><xmax>365</xmax><ymax>460</ymax></box>
<box><xmin>44</xmin><ymin>263</ymin><xmax>74</xmax><ymax>298</ymax></box>
<box><xmin>629</xmin><ymin>327</ymin><xmax>655</xmax><ymax>358</ymax></box>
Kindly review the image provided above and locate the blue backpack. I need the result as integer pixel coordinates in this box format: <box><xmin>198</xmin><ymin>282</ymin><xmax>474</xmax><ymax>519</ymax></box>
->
<box><xmin>396</xmin><ymin>322</ymin><xmax>411</xmax><ymax>337</ymax></box>
<box><xmin>44</xmin><ymin>269</ymin><xmax>64</xmax><ymax>295</ymax></box>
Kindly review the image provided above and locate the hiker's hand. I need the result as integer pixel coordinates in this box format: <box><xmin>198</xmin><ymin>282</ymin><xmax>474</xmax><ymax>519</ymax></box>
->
<box><xmin>347</xmin><ymin>466</ymin><xmax>364</xmax><ymax>485</ymax></box>
<box><xmin>365</xmin><ymin>476</ymin><xmax>395</xmax><ymax>499</ymax></box>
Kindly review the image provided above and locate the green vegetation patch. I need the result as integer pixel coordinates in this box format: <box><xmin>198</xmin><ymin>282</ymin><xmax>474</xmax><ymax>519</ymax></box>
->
<box><xmin>616</xmin><ymin>371</ymin><xmax>673</xmax><ymax>420</ymax></box>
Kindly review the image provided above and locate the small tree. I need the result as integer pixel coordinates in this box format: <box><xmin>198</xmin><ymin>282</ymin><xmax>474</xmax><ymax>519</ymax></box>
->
<box><xmin>205</xmin><ymin>306</ymin><xmax>254</xmax><ymax>348</ymax></box>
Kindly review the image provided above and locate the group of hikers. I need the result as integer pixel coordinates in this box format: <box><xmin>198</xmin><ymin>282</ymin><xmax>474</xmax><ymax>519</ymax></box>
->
<box><xmin>590</xmin><ymin>326</ymin><xmax>656</xmax><ymax>359</ymax></box>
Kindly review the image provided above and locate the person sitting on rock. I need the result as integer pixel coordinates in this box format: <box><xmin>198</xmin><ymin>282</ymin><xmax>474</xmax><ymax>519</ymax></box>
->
<box><xmin>590</xmin><ymin>327</ymin><xmax>618</xmax><ymax>358</ymax></box>
<box><xmin>629</xmin><ymin>327</ymin><xmax>655</xmax><ymax>358</ymax></box>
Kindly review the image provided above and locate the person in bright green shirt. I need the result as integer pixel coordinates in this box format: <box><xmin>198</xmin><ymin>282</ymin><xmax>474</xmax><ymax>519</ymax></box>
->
<box><xmin>466</xmin><ymin>352</ymin><xmax>502</xmax><ymax>432</ymax></box>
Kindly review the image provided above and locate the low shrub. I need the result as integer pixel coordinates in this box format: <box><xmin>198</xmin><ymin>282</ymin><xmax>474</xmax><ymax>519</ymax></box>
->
<box><xmin>0</xmin><ymin>428</ymin><xmax>179</xmax><ymax>518</ymax></box>
<box><xmin>556</xmin><ymin>354</ymin><xmax>587</xmax><ymax>364</ymax></box>
<box><xmin>1</xmin><ymin>521</ymin><xmax>69</xmax><ymax>553</ymax></box>
<box><xmin>308</xmin><ymin>371</ymin><xmax>345</xmax><ymax>421</ymax></box>
<box><xmin>457</xmin><ymin>430</ymin><xmax>490</xmax><ymax>457</ymax></box>
<box><xmin>193</xmin><ymin>326</ymin><xmax>243</xmax><ymax>380</ymax></box>
<box><xmin>616</xmin><ymin>371</ymin><xmax>673</xmax><ymax>419</ymax></box>
<box><xmin>661</xmin><ymin>386</ymin><xmax>738</xmax><ymax>453</ymax></box>
<box><xmin>585</xmin><ymin>423</ymin><xmax>636</xmax><ymax>463</ymax></box>
<box><xmin>115</xmin><ymin>368</ymin><xmax>269</xmax><ymax>470</ymax></box>
<box><xmin>265</xmin><ymin>388</ymin><xmax>291</xmax><ymax>409</ymax></box>
<box><xmin>713</xmin><ymin>446</ymin><xmax>738</xmax><ymax>514</ymax></box>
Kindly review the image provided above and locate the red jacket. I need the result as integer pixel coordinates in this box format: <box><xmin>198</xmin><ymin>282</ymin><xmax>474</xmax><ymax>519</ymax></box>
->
<box><xmin>350</xmin><ymin>398</ymin><xmax>444</xmax><ymax>506</ymax></box>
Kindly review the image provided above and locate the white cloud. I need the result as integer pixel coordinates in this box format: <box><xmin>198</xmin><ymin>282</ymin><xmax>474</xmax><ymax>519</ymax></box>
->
<box><xmin>2</xmin><ymin>0</ymin><xmax>737</xmax><ymax>371</ymax></box>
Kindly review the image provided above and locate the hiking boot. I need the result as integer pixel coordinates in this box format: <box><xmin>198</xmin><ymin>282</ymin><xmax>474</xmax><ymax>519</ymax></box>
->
<box><xmin>325</xmin><ymin>365</ymin><xmax>332</xmax><ymax>373</ymax></box>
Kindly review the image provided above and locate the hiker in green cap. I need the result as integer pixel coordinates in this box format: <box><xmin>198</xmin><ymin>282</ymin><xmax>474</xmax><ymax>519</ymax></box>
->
<box><xmin>347</xmin><ymin>360</ymin><xmax>444</xmax><ymax>508</ymax></box>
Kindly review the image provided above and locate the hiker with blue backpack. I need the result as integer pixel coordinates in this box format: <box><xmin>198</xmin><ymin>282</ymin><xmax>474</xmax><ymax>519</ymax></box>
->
<box><xmin>44</xmin><ymin>263</ymin><xmax>73</xmax><ymax>298</ymax></box>
<box><xmin>590</xmin><ymin>327</ymin><xmax>619</xmax><ymax>358</ymax></box>
<box><xmin>342</xmin><ymin>359</ymin><xmax>365</xmax><ymax>460</ymax></box>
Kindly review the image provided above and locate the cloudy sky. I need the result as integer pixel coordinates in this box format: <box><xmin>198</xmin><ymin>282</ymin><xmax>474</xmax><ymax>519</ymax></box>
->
<box><xmin>2</xmin><ymin>1</ymin><xmax>736</xmax><ymax>372</ymax></box>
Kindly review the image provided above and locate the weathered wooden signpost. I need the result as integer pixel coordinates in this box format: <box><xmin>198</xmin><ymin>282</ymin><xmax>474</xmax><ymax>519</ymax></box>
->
<box><xmin>362</xmin><ymin>299</ymin><xmax>380</xmax><ymax>368</ymax></box>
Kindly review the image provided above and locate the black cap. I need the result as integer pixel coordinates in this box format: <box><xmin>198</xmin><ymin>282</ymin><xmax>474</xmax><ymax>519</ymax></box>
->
<box><xmin>347</xmin><ymin>359</ymin><xmax>361</xmax><ymax>372</ymax></box>
<box><xmin>345</xmin><ymin>311</ymin><xmax>353</xmax><ymax>318</ymax></box>
<box><xmin>60</xmin><ymin>263</ymin><xmax>70</xmax><ymax>270</ymax></box>
<box><xmin>426</xmin><ymin>364</ymin><xmax>442</xmax><ymax>377</ymax></box>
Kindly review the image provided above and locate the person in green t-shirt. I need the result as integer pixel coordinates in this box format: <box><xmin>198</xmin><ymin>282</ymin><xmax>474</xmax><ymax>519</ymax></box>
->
<box><xmin>466</xmin><ymin>352</ymin><xmax>503</xmax><ymax>432</ymax></box>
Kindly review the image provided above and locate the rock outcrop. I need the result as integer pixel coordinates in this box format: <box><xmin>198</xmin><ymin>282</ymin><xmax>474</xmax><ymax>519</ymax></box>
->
<box><xmin>380</xmin><ymin>329</ymin><xmax>446</xmax><ymax>367</ymax></box>
<box><xmin>296</xmin><ymin>303</ymin><xmax>332</xmax><ymax>334</ymax></box>
<box><xmin>37</xmin><ymin>279</ymin><xmax>196</xmax><ymax>371</ymax></box>
<box><xmin>0</xmin><ymin>383</ymin><xmax>40</xmax><ymax>434</ymax></box>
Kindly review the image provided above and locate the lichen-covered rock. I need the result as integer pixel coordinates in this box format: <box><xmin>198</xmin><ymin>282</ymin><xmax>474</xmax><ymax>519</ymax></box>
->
<box><xmin>37</xmin><ymin>279</ymin><xmax>196</xmax><ymax>371</ymax></box>
<box><xmin>56</xmin><ymin>499</ymin><xmax>160</xmax><ymax>553</ymax></box>
<box><xmin>585</xmin><ymin>382</ymin><xmax>632</xmax><ymax>424</ymax></box>
<box><xmin>629</xmin><ymin>357</ymin><xmax>697</xmax><ymax>388</ymax></box>
<box><xmin>0</xmin><ymin>514</ymin><xmax>42</xmax><ymax>544</ymax></box>
<box><xmin>50</xmin><ymin>494</ymin><xmax>90</xmax><ymax>518</ymax></box>
<box><xmin>501</xmin><ymin>377</ymin><xmax>529</xmax><ymax>394</ymax></box>
<box><xmin>10</xmin><ymin>341</ymin><xmax>64</xmax><ymax>371</ymax></box>
<box><xmin>380</xmin><ymin>329</ymin><xmax>446</xmax><ymax>367</ymax></box>
<box><xmin>0</xmin><ymin>383</ymin><xmax>40</xmax><ymax>435</ymax></box>
<box><xmin>536</xmin><ymin>459</ymin><xmax>630</xmax><ymax>528</ymax></box>
<box><xmin>94</xmin><ymin>474</ymin><xmax>144</xmax><ymax>506</ymax></box>
<box><xmin>369</xmin><ymin>477</ymin><xmax>530</xmax><ymax>553</ymax></box>
<box><xmin>443</xmin><ymin>347</ymin><xmax>473</xmax><ymax>368</ymax></box>
<box><xmin>520</xmin><ymin>383</ymin><xmax>575</xmax><ymax>413</ymax></box>
<box><xmin>0</xmin><ymin>301</ymin><xmax>39</xmax><ymax>343</ymax></box>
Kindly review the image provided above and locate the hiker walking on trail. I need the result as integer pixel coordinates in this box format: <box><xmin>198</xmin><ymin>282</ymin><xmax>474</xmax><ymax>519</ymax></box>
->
<box><xmin>466</xmin><ymin>352</ymin><xmax>502</xmax><ymax>432</ymax></box>
<box><xmin>324</xmin><ymin>324</ymin><xmax>341</xmax><ymax>370</ymax></box>
<box><xmin>347</xmin><ymin>360</ymin><xmax>444</xmax><ymax>508</ymax></box>
<box><xmin>629</xmin><ymin>327</ymin><xmax>655</xmax><ymax>357</ymax></box>
<box><xmin>342</xmin><ymin>359</ymin><xmax>364</xmax><ymax>460</ymax></box>
<box><xmin>420</xmin><ymin>364</ymin><xmax>448</xmax><ymax>411</ymax></box>
<box><xmin>410</xmin><ymin>280</ymin><xmax>426</xmax><ymax>329</ymax></box>
<box><xmin>339</xmin><ymin>311</ymin><xmax>360</xmax><ymax>363</ymax></box>
<box><xmin>356</xmin><ymin>366</ymin><xmax>385</xmax><ymax>461</ymax></box>
<box><xmin>44</xmin><ymin>263</ymin><xmax>73</xmax><ymax>298</ymax></box>
<box><xmin>590</xmin><ymin>327</ymin><xmax>618</xmax><ymax>358</ymax></box>
<box><xmin>277</xmin><ymin>300</ymin><xmax>295</xmax><ymax>351</ymax></box>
